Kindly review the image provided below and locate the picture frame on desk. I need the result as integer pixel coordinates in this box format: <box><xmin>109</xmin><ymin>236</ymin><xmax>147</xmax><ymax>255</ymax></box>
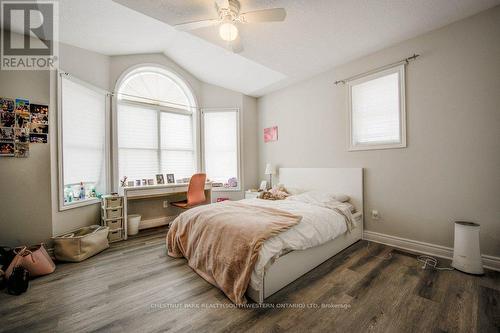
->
<box><xmin>166</xmin><ymin>174</ymin><xmax>175</xmax><ymax>184</ymax></box>
<box><xmin>156</xmin><ymin>174</ymin><xmax>165</xmax><ymax>185</ymax></box>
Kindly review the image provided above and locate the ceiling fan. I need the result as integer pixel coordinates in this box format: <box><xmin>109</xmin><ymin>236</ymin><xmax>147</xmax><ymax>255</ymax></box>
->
<box><xmin>113</xmin><ymin>0</ymin><xmax>286</xmax><ymax>53</ymax></box>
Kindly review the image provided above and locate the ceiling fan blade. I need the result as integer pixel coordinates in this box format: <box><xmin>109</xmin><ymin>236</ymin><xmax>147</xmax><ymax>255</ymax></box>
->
<box><xmin>231</xmin><ymin>35</ymin><xmax>244</xmax><ymax>53</ymax></box>
<box><xmin>240</xmin><ymin>8</ymin><xmax>286</xmax><ymax>23</ymax></box>
<box><xmin>174</xmin><ymin>19</ymin><xmax>219</xmax><ymax>31</ymax></box>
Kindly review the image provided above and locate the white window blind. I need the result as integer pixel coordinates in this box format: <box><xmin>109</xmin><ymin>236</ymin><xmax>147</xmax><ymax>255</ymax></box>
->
<box><xmin>60</xmin><ymin>76</ymin><xmax>108</xmax><ymax>206</ymax></box>
<box><xmin>118</xmin><ymin>104</ymin><xmax>196</xmax><ymax>181</ymax></box>
<box><xmin>349</xmin><ymin>64</ymin><xmax>406</xmax><ymax>151</ymax></box>
<box><xmin>118</xmin><ymin>70</ymin><xmax>189</xmax><ymax>110</ymax></box>
<box><xmin>117</xmin><ymin>103</ymin><xmax>159</xmax><ymax>181</ymax></box>
<box><xmin>117</xmin><ymin>68</ymin><xmax>196</xmax><ymax>182</ymax></box>
<box><xmin>160</xmin><ymin>112</ymin><xmax>195</xmax><ymax>178</ymax></box>
<box><xmin>203</xmin><ymin>109</ymin><xmax>239</xmax><ymax>186</ymax></box>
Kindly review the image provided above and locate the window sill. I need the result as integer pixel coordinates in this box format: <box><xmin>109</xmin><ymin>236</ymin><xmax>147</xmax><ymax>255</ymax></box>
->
<box><xmin>348</xmin><ymin>142</ymin><xmax>406</xmax><ymax>151</ymax></box>
<box><xmin>212</xmin><ymin>187</ymin><xmax>241</xmax><ymax>192</ymax></box>
<box><xmin>59</xmin><ymin>198</ymin><xmax>100</xmax><ymax>211</ymax></box>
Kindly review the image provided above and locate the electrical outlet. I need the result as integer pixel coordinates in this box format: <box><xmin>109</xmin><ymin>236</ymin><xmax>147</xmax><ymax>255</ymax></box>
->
<box><xmin>163</xmin><ymin>200</ymin><xmax>169</xmax><ymax>208</ymax></box>
<box><xmin>371</xmin><ymin>210</ymin><xmax>380</xmax><ymax>220</ymax></box>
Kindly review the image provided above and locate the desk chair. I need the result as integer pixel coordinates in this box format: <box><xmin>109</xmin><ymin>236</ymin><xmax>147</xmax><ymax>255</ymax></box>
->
<box><xmin>171</xmin><ymin>173</ymin><xmax>207</xmax><ymax>209</ymax></box>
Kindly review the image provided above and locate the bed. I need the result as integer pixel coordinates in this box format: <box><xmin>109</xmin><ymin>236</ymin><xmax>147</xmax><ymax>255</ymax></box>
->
<box><xmin>246</xmin><ymin>168</ymin><xmax>363</xmax><ymax>303</ymax></box>
<box><xmin>167</xmin><ymin>168</ymin><xmax>363</xmax><ymax>304</ymax></box>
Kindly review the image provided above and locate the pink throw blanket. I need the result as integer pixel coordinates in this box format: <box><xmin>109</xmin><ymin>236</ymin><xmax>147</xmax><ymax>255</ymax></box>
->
<box><xmin>167</xmin><ymin>201</ymin><xmax>302</xmax><ymax>304</ymax></box>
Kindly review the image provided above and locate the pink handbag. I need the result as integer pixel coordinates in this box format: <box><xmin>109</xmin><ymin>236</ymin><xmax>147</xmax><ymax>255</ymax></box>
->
<box><xmin>5</xmin><ymin>244</ymin><xmax>55</xmax><ymax>279</ymax></box>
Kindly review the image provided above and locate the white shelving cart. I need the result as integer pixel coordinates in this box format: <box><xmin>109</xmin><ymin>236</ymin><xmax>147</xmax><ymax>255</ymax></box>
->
<box><xmin>101</xmin><ymin>194</ymin><xmax>125</xmax><ymax>243</ymax></box>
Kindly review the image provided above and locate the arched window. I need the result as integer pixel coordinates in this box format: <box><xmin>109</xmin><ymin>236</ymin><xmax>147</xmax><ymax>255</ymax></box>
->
<box><xmin>116</xmin><ymin>66</ymin><xmax>197</xmax><ymax>183</ymax></box>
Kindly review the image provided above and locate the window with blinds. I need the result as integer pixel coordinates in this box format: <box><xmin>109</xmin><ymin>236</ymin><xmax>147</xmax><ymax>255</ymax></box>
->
<box><xmin>59</xmin><ymin>75</ymin><xmax>108</xmax><ymax>208</ymax></box>
<box><xmin>117</xmin><ymin>67</ymin><xmax>196</xmax><ymax>182</ymax></box>
<box><xmin>202</xmin><ymin>109</ymin><xmax>239</xmax><ymax>188</ymax></box>
<box><xmin>348</xmin><ymin>64</ymin><xmax>406</xmax><ymax>151</ymax></box>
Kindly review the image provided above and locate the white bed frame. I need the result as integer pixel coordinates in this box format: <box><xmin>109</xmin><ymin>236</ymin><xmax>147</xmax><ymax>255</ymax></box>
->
<box><xmin>246</xmin><ymin>168</ymin><xmax>364</xmax><ymax>303</ymax></box>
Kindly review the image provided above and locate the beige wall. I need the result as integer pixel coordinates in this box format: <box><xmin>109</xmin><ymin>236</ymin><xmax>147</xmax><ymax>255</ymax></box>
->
<box><xmin>258</xmin><ymin>7</ymin><xmax>500</xmax><ymax>256</ymax></box>
<box><xmin>0</xmin><ymin>70</ymin><xmax>52</xmax><ymax>246</ymax></box>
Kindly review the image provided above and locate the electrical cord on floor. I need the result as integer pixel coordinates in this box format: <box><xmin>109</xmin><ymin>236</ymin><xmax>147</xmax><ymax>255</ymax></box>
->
<box><xmin>417</xmin><ymin>255</ymin><xmax>454</xmax><ymax>271</ymax></box>
<box><xmin>365</xmin><ymin>242</ymin><xmax>454</xmax><ymax>270</ymax></box>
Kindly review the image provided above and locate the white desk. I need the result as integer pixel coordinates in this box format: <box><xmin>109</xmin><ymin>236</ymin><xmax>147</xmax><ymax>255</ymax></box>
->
<box><xmin>118</xmin><ymin>183</ymin><xmax>212</xmax><ymax>239</ymax></box>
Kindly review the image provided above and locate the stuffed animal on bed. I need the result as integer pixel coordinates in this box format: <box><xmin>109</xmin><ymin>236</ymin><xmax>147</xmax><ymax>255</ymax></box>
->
<box><xmin>259</xmin><ymin>184</ymin><xmax>290</xmax><ymax>200</ymax></box>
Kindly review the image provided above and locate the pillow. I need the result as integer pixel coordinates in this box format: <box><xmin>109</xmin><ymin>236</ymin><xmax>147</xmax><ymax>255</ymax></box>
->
<box><xmin>283</xmin><ymin>186</ymin><xmax>306</xmax><ymax>195</ymax></box>
<box><xmin>334</xmin><ymin>194</ymin><xmax>350</xmax><ymax>203</ymax></box>
<box><xmin>287</xmin><ymin>190</ymin><xmax>338</xmax><ymax>206</ymax></box>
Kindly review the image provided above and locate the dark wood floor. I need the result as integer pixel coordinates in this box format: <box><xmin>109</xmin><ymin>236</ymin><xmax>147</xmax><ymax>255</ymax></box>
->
<box><xmin>0</xmin><ymin>227</ymin><xmax>499</xmax><ymax>333</ymax></box>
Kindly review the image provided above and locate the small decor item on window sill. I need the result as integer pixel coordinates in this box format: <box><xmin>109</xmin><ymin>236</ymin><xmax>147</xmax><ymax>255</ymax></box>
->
<box><xmin>64</xmin><ymin>186</ymin><xmax>73</xmax><ymax>203</ymax></box>
<box><xmin>79</xmin><ymin>182</ymin><xmax>85</xmax><ymax>200</ymax></box>
<box><xmin>156</xmin><ymin>174</ymin><xmax>165</xmax><ymax>185</ymax></box>
<box><xmin>120</xmin><ymin>176</ymin><xmax>128</xmax><ymax>187</ymax></box>
<box><xmin>227</xmin><ymin>177</ymin><xmax>238</xmax><ymax>188</ymax></box>
<box><xmin>166</xmin><ymin>174</ymin><xmax>175</xmax><ymax>184</ymax></box>
<box><xmin>147</xmin><ymin>179</ymin><xmax>154</xmax><ymax>185</ymax></box>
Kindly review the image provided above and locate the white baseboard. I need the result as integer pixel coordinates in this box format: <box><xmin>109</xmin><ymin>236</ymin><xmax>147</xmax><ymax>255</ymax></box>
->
<box><xmin>363</xmin><ymin>230</ymin><xmax>500</xmax><ymax>272</ymax></box>
<box><xmin>138</xmin><ymin>216</ymin><xmax>176</xmax><ymax>230</ymax></box>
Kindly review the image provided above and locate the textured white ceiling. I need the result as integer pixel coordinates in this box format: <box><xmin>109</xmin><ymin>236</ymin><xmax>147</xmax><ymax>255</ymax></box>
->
<box><xmin>58</xmin><ymin>0</ymin><xmax>499</xmax><ymax>96</ymax></box>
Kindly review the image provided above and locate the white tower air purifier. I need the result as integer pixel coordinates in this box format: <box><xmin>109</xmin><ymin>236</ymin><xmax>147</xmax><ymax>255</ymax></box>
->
<box><xmin>452</xmin><ymin>221</ymin><xmax>484</xmax><ymax>275</ymax></box>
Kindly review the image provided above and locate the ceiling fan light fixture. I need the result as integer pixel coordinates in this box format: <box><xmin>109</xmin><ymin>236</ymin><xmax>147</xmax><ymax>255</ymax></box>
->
<box><xmin>219</xmin><ymin>22</ymin><xmax>238</xmax><ymax>42</ymax></box>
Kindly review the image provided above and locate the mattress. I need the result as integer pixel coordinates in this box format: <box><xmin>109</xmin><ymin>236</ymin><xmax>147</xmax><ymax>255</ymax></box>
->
<box><xmin>240</xmin><ymin>198</ymin><xmax>355</xmax><ymax>290</ymax></box>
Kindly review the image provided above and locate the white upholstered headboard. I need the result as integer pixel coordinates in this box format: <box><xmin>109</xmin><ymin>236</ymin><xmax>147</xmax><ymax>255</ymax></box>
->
<box><xmin>279</xmin><ymin>168</ymin><xmax>364</xmax><ymax>213</ymax></box>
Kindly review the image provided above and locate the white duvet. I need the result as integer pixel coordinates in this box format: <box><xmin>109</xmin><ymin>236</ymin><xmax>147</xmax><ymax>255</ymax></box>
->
<box><xmin>242</xmin><ymin>198</ymin><xmax>351</xmax><ymax>290</ymax></box>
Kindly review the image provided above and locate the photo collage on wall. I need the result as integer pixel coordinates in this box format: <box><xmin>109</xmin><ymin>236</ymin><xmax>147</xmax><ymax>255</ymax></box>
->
<box><xmin>0</xmin><ymin>97</ymin><xmax>49</xmax><ymax>158</ymax></box>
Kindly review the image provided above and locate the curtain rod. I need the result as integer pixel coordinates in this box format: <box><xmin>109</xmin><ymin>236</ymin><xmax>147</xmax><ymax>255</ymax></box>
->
<box><xmin>334</xmin><ymin>54</ymin><xmax>420</xmax><ymax>85</ymax></box>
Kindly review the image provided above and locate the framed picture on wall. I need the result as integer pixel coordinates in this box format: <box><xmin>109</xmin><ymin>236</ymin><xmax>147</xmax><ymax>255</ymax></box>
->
<box><xmin>264</xmin><ymin>126</ymin><xmax>278</xmax><ymax>143</ymax></box>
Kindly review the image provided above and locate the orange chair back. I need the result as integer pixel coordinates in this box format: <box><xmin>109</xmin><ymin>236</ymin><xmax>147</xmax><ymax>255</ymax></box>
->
<box><xmin>187</xmin><ymin>173</ymin><xmax>207</xmax><ymax>206</ymax></box>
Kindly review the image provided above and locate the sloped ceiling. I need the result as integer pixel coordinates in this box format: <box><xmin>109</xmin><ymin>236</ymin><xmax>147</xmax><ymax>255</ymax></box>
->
<box><xmin>57</xmin><ymin>0</ymin><xmax>499</xmax><ymax>96</ymax></box>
